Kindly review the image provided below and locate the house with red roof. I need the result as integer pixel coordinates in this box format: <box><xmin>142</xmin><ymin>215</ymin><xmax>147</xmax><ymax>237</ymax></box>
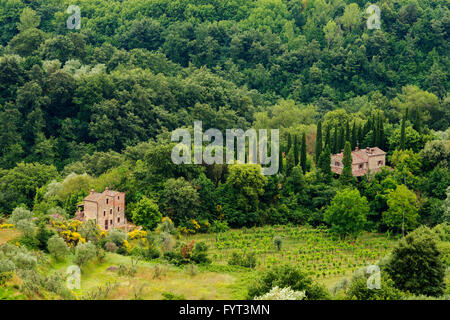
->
<box><xmin>331</xmin><ymin>147</ymin><xmax>386</xmax><ymax>177</ymax></box>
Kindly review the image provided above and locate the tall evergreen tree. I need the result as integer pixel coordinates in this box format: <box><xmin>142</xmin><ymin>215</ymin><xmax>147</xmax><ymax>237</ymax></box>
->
<box><xmin>318</xmin><ymin>145</ymin><xmax>332</xmax><ymax>182</ymax></box>
<box><xmin>358</xmin><ymin>126</ymin><xmax>363</xmax><ymax>148</ymax></box>
<box><xmin>333</xmin><ymin>127</ymin><xmax>338</xmax><ymax>154</ymax></box>
<box><xmin>293</xmin><ymin>135</ymin><xmax>299</xmax><ymax>166</ymax></box>
<box><xmin>286</xmin><ymin>146</ymin><xmax>295</xmax><ymax>175</ymax></box>
<box><xmin>379</xmin><ymin>116</ymin><xmax>385</xmax><ymax>149</ymax></box>
<box><xmin>339</xmin><ymin>127</ymin><xmax>345</xmax><ymax>151</ymax></box>
<box><xmin>325</xmin><ymin>125</ymin><xmax>331</xmax><ymax>148</ymax></box>
<box><xmin>287</xmin><ymin>133</ymin><xmax>292</xmax><ymax>153</ymax></box>
<box><xmin>315</xmin><ymin>120</ymin><xmax>322</xmax><ymax>163</ymax></box>
<box><xmin>279</xmin><ymin>143</ymin><xmax>284</xmax><ymax>174</ymax></box>
<box><xmin>351</xmin><ymin>121</ymin><xmax>357</xmax><ymax>149</ymax></box>
<box><xmin>345</xmin><ymin>120</ymin><xmax>350</xmax><ymax>145</ymax></box>
<box><xmin>339</xmin><ymin>141</ymin><xmax>354</xmax><ymax>185</ymax></box>
<box><xmin>371</xmin><ymin>115</ymin><xmax>377</xmax><ymax>147</ymax></box>
<box><xmin>301</xmin><ymin>132</ymin><xmax>307</xmax><ymax>174</ymax></box>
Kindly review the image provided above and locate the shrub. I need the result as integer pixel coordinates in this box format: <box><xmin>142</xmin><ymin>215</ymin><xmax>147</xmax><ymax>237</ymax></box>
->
<box><xmin>191</xmin><ymin>242</ymin><xmax>211</xmax><ymax>265</ymax></box>
<box><xmin>208</xmin><ymin>220</ymin><xmax>230</xmax><ymax>233</ymax></box>
<box><xmin>8</xmin><ymin>207</ymin><xmax>33</xmax><ymax>225</ymax></box>
<box><xmin>105</xmin><ymin>242</ymin><xmax>118</xmax><ymax>253</ymax></box>
<box><xmin>47</xmin><ymin>235</ymin><xmax>69</xmax><ymax>261</ymax></box>
<box><xmin>159</xmin><ymin>232</ymin><xmax>175</xmax><ymax>253</ymax></box>
<box><xmin>74</xmin><ymin>242</ymin><xmax>98</xmax><ymax>267</ymax></box>
<box><xmin>14</xmin><ymin>252</ymin><xmax>37</xmax><ymax>270</ymax></box>
<box><xmin>228</xmin><ymin>251</ymin><xmax>257</xmax><ymax>268</ymax></box>
<box><xmin>16</xmin><ymin>219</ymin><xmax>35</xmax><ymax>238</ymax></box>
<box><xmin>385</xmin><ymin>226</ymin><xmax>446</xmax><ymax>297</ymax></box>
<box><xmin>247</xmin><ymin>264</ymin><xmax>330</xmax><ymax>300</ymax></box>
<box><xmin>0</xmin><ymin>258</ymin><xmax>15</xmax><ymax>274</ymax></box>
<box><xmin>345</xmin><ymin>270</ymin><xmax>404</xmax><ymax>300</ymax></box>
<box><xmin>35</xmin><ymin>223</ymin><xmax>54</xmax><ymax>252</ymax></box>
<box><xmin>254</xmin><ymin>286</ymin><xmax>306</xmax><ymax>300</ymax></box>
<box><xmin>79</xmin><ymin>220</ymin><xmax>101</xmax><ymax>243</ymax></box>
<box><xmin>273</xmin><ymin>236</ymin><xmax>283</xmax><ymax>251</ymax></box>
<box><xmin>105</xmin><ymin>229</ymin><xmax>125</xmax><ymax>247</ymax></box>
<box><xmin>146</xmin><ymin>246</ymin><xmax>161</xmax><ymax>259</ymax></box>
<box><xmin>162</xmin><ymin>292</ymin><xmax>186</xmax><ymax>300</ymax></box>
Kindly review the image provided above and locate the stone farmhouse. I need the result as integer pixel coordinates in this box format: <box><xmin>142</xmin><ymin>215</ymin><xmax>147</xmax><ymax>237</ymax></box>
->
<box><xmin>75</xmin><ymin>187</ymin><xmax>125</xmax><ymax>231</ymax></box>
<box><xmin>331</xmin><ymin>146</ymin><xmax>386</xmax><ymax>177</ymax></box>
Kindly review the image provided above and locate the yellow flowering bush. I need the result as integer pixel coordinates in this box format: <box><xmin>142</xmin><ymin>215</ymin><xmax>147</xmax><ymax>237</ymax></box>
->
<box><xmin>123</xmin><ymin>240</ymin><xmax>132</xmax><ymax>253</ymax></box>
<box><xmin>53</xmin><ymin>220</ymin><xmax>86</xmax><ymax>247</ymax></box>
<box><xmin>128</xmin><ymin>229</ymin><xmax>147</xmax><ymax>240</ymax></box>
<box><xmin>161</xmin><ymin>217</ymin><xmax>173</xmax><ymax>224</ymax></box>
<box><xmin>0</xmin><ymin>223</ymin><xmax>14</xmax><ymax>229</ymax></box>
<box><xmin>60</xmin><ymin>230</ymin><xmax>86</xmax><ymax>247</ymax></box>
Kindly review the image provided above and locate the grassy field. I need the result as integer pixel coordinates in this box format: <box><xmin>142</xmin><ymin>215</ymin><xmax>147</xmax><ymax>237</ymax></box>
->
<box><xmin>3</xmin><ymin>225</ymin><xmax>449</xmax><ymax>299</ymax></box>
<box><xmin>55</xmin><ymin>225</ymin><xmax>397</xmax><ymax>299</ymax></box>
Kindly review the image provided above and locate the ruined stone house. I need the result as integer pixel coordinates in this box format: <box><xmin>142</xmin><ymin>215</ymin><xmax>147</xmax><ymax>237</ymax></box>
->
<box><xmin>75</xmin><ymin>187</ymin><xmax>125</xmax><ymax>231</ymax></box>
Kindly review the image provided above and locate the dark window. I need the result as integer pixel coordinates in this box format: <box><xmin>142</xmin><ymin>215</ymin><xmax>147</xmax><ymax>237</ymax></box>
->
<box><xmin>118</xmin><ymin>217</ymin><xmax>120</xmax><ymax>223</ymax></box>
<box><xmin>106</xmin><ymin>198</ymin><xmax>109</xmax><ymax>204</ymax></box>
<box><xmin>110</xmin><ymin>220</ymin><xmax>112</xmax><ymax>225</ymax></box>
<box><xmin>103</xmin><ymin>211</ymin><xmax>106</xmax><ymax>216</ymax></box>
<box><xmin>118</xmin><ymin>196</ymin><xmax>120</xmax><ymax>200</ymax></box>
<box><xmin>110</xmin><ymin>209</ymin><xmax>112</xmax><ymax>215</ymax></box>
<box><xmin>359</xmin><ymin>164</ymin><xmax>363</xmax><ymax>169</ymax></box>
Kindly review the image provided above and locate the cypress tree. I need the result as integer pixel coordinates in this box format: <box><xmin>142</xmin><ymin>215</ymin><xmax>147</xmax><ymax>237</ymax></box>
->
<box><xmin>379</xmin><ymin>116</ymin><xmax>385</xmax><ymax>149</ymax></box>
<box><xmin>414</xmin><ymin>111</ymin><xmax>421</xmax><ymax>134</ymax></box>
<box><xmin>287</xmin><ymin>133</ymin><xmax>292</xmax><ymax>153</ymax></box>
<box><xmin>333</xmin><ymin>127</ymin><xmax>338</xmax><ymax>154</ymax></box>
<box><xmin>400</xmin><ymin>111</ymin><xmax>406</xmax><ymax>150</ymax></box>
<box><xmin>340</xmin><ymin>141</ymin><xmax>354</xmax><ymax>185</ymax></box>
<box><xmin>325</xmin><ymin>125</ymin><xmax>331</xmax><ymax>148</ymax></box>
<box><xmin>286</xmin><ymin>146</ymin><xmax>295</xmax><ymax>176</ymax></box>
<box><xmin>318</xmin><ymin>145</ymin><xmax>332</xmax><ymax>182</ymax></box>
<box><xmin>301</xmin><ymin>132</ymin><xmax>307</xmax><ymax>174</ymax></box>
<box><xmin>351</xmin><ymin>121</ymin><xmax>357</xmax><ymax>149</ymax></box>
<box><xmin>339</xmin><ymin>127</ymin><xmax>345</xmax><ymax>151</ymax></box>
<box><xmin>315</xmin><ymin>120</ymin><xmax>322</xmax><ymax>163</ymax></box>
<box><xmin>279</xmin><ymin>143</ymin><xmax>284</xmax><ymax>174</ymax></box>
<box><xmin>358</xmin><ymin>126</ymin><xmax>363</xmax><ymax>148</ymax></box>
<box><xmin>345</xmin><ymin>120</ymin><xmax>350</xmax><ymax>145</ymax></box>
<box><xmin>371</xmin><ymin>115</ymin><xmax>377</xmax><ymax>147</ymax></box>
<box><xmin>293</xmin><ymin>135</ymin><xmax>299</xmax><ymax>166</ymax></box>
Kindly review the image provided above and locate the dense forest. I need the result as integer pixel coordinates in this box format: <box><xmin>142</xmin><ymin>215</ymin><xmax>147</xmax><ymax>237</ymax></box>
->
<box><xmin>0</xmin><ymin>0</ymin><xmax>449</xmax><ymax>301</ymax></box>
<box><xmin>0</xmin><ymin>0</ymin><xmax>448</xmax><ymax>228</ymax></box>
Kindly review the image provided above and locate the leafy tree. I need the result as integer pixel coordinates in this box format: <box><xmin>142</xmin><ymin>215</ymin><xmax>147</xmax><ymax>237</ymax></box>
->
<box><xmin>383</xmin><ymin>185</ymin><xmax>419</xmax><ymax>234</ymax></box>
<box><xmin>247</xmin><ymin>264</ymin><xmax>330</xmax><ymax>300</ymax></box>
<box><xmin>47</xmin><ymin>235</ymin><xmax>69</xmax><ymax>261</ymax></box>
<box><xmin>420</xmin><ymin>140</ymin><xmax>449</xmax><ymax>172</ymax></box>
<box><xmin>324</xmin><ymin>188</ymin><xmax>368</xmax><ymax>238</ymax></box>
<box><xmin>132</xmin><ymin>196</ymin><xmax>162</xmax><ymax>231</ymax></box>
<box><xmin>160</xmin><ymin>177</ymin><xmax>200</xmax><ymax>225</ymax></box>
<box><xmin>74</xmin><ymin>242</ymin><xmax>98</xmax><ymax>268</ymax></box>
<box><xmin>385</xmin><ymin>226</ymin><xmax>446</xmax><ymax>297</ymax></box>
